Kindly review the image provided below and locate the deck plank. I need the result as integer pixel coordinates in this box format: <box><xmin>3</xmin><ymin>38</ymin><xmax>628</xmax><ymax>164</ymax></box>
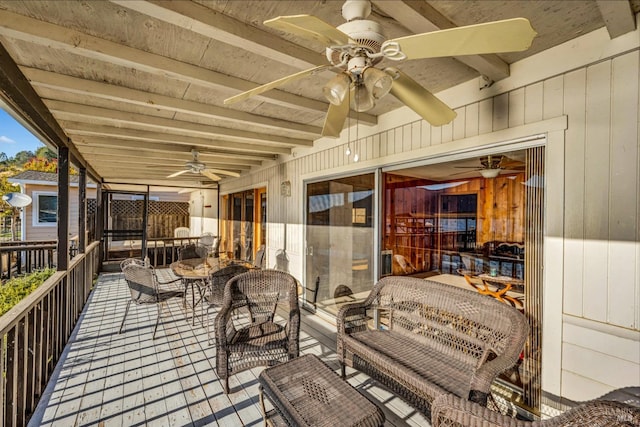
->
<box><xmin>28</xmin><ymin>270</ymin><xmax>431</xmax><ymax>427</ymax></box>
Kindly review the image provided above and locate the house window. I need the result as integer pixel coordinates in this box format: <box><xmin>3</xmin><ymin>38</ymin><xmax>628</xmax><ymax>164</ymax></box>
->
<box><xmin>33</xmin><ymin>192</ymin><xmax>57</xmax><ymax>226</ymax></box>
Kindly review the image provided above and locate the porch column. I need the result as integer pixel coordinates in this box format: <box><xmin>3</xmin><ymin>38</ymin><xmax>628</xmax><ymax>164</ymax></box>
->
<box><xmin>96</xmin><ymin>185</ymin><xmax>104</xmax><ymax>262</ymax></box>
<box><xmin>57</xmin><ymin>146</ymin><xmax>69</xmax><ymax>271</ymax></box>
<box><xmin>78</xmin><ymin>167</ymin><xmax>86</xmax><ymax>254</ymax></box>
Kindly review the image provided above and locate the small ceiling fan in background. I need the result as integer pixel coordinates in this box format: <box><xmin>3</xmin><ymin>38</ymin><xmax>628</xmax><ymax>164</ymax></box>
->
<box><xmin>224</xmin><ymin>0</ymin><xmax>537</xmax><ymax>137</ymax></box>
<box><xmin>454</xmin><ymin>155</ymin><xmax>524</xmax><ymax>178</ymax></box>
<box><xmin>167</xmin><ymin>149</ymin><xmax>241</xmax><ymax>181</ymax></box>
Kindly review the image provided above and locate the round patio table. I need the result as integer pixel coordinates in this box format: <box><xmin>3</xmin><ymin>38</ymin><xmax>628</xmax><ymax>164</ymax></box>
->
<box><xmin>170</xmin><ymin>257</ymin><xmax>219</xmax><ymax>325</ymax></box>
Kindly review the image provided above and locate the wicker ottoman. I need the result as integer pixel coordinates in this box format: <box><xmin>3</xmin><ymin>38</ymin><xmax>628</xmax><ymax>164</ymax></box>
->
<box><xmin>258</xmin><ymin>354</ymin><xmax>385</xmax><ymax>427</ymax></box>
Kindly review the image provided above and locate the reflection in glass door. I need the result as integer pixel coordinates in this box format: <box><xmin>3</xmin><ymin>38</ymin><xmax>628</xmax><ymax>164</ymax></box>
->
<box><xmin>305</xmin><ymin>173</ymin><xmax>375</xmax><ymax>315</ymax></box>
<box><xmin>222</xmin><ymin>188</ymin><xmax>264</xmax><ymax>262</ymax></box>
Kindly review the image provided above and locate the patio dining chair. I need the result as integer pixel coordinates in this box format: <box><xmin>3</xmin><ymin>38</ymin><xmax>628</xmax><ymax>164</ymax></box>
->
<box><xmin>204</xmin><ymin>264</ymin><xmax>250</xmax><ymax>344</ymax></box>
<box><xmin>199</xmin><ymin>232</ymin><xmax>216</xmax><ymax>255</ymax></box>
<box><xmin>178</xmin><ymin>243</ymin><xmax>209</xmax><ymax>261</ymax></box>
<box><xmin>120</xmin><ymin>263</ymin><xmax>185</xmax><ymax>339</ymax></box>
<box><xmin>214</xmin><ymin>269</ymin><xmax>300</xmax><ymax>393</ymax></box>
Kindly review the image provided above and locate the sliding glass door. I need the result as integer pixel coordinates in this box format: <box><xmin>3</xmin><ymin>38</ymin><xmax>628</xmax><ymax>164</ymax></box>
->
<box><xmin>305</xmin><ymin>173</ymin><xmax>375</xmax><ymax>315</ymax></box>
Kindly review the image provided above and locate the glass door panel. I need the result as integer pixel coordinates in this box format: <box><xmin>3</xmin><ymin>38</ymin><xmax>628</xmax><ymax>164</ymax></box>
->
<box><xmin>305</xmin><ymin>173</ymin><xmax>375</xmax><ymax>315</ymax></box>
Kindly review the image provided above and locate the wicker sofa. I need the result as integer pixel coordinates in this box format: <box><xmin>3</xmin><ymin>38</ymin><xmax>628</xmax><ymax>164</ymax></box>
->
<box><xmin>336</xmin><ymin>276</ymin><xmax>528</xmax><ymax>415</ymax></box>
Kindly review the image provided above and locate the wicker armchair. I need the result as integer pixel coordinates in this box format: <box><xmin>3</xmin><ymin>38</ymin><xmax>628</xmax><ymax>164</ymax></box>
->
<box><xmin>431</xmin><ymin>392</ymin><xmax>640</xmax><ymax>427</ymax></box>
<box><xmin>205</xmin><ymin>264</ymin><xmax>250</xmax><ymax>344</ymax></box>
<box><xmin>214</xmin><ymin>269</ymin><xmax>300</xmax><ymax>393</ymax></box>
<box><xmin>120</xmin><ymin>263</ymin><xmax>185</xmax><ymax>339</ymax></box>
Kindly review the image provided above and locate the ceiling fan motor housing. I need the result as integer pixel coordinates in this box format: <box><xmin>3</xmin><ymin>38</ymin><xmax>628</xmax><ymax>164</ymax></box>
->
<box><xmin>326</xmin><ymin>19</ymin><xmax>386</xmax><ymax>66</ymax></box>
<box><xmin>185</xmin><ymin>160</ymin><xmax>206</xmax><ymax>173</ymax></box>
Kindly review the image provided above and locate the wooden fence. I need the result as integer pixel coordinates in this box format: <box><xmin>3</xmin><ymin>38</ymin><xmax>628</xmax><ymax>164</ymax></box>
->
<box><xmin>0</xmin><ymin>241</ymin><xmax>100</xmax><ymax>426</ymax></box>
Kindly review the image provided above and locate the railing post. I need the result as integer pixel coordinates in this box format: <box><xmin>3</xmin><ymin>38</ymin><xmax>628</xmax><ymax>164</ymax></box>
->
<box><xmin>78</xmin><ymin>168</ymin><xmax>86</xmax><ymax>254</ymax></box>
<box><xmin>57</xmin><ymin>146</ymin><xmax>69</xmax><ymax>271</ymax></box>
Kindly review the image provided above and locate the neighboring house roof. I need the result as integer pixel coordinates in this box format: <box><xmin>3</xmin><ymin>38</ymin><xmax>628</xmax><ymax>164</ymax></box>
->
<box><xmin>8</xmin><ymin>170</ymin><xmax>97</xmax><ymax>187</ymax></box>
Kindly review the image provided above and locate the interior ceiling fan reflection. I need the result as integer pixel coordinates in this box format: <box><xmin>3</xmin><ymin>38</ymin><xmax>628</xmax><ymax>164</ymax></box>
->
<box><xmin>167</xmin><ymin>149</ymin><xmax>241</xmax><ymax>181</ymax></box>
<box><xmin>224</xmin><ymin>0</ymin><xmax>537</xmax><ymax>137</ymax></box>
<box><xmin>453</xmin><ymin>155</ymin><xmax>525</xmax><ymax>178</ymax></box>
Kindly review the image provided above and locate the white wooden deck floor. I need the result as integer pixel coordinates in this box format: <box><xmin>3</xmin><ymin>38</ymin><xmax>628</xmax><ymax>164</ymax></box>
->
<box><xmin>28</xmin><ymin>269</ymin><xmax>430</xmax><ymax>427</ymax></box>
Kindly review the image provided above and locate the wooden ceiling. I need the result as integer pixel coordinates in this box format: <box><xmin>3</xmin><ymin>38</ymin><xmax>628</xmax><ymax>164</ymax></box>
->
<box><xmin>0</xmin><ymin>1</ymin><xmax>637</xmax><ymax>190</ymax></box>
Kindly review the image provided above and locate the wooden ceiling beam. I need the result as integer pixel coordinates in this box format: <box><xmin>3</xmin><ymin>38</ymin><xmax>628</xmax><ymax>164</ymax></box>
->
<box><xmin>596</xmin><ymin>0</ymin><xmax>636</xmax><ymax>39</ymax></box>
<box><xmin>72</xmin><ymin>136</ymin><xmax>269</xmax><ymax>163</ymax></box>
<box><xmin>0</xmin><ymin>42</ymin><xmax>100</xmax><ymax>180</ymax></box>
<box><xmin>371</xmin><ymin>0</ymin><xmax>510</xmax><ymax>81</ymax></box>
<box><xmin>80</xmin><ymin>154</ymin><xmax>246</xmax><ymax>173</ymax></box>
<box><xmin>23</xmin><ymin>68</ymin><xmax>324</xmax><ymax>136</ymax></box>
<box><xmin>109</xmin><ymin>0</ymin><xmax>324</xmax><ymax>70</ymax></box>
<box><xmin>0</xmin><ymin>10</ymin><xmax>337</xmax><ymax>116</ymax></box>
<box><xmin>60</xmin><ymin>120</ymin><xmax>291</xmax><ymax>155</ymax></box>
<box><xmin>46</xmin><ymin>100</ymin><xmax>313</xmax><ymax>147</ymax></box>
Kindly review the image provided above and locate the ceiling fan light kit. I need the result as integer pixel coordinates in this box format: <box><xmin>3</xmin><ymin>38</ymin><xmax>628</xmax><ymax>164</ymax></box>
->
<box><xmin>323</xmin><ymin>73</ymin><xmax>351</xmax><ymax>105</ymax></box>
<box><xmin>226</xmin><ymin>0</ymin><xmax>537</xmax><ymax>138</ymax></box>
<box><xmin>480</xmin><ymin>168</ymin><xmax>501</xmax><ymax>179</ymax></box>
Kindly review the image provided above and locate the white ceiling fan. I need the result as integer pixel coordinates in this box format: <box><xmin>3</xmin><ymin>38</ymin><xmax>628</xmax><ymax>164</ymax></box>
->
<box><xmin>224</xmin><ymin>0</ymin><xmax>537</xmax><ymax>138</ymax></box>
<box><xmin>167</xmin><ymin>149</ymin><xmax>241</xmax><ymax>181</ymax></box>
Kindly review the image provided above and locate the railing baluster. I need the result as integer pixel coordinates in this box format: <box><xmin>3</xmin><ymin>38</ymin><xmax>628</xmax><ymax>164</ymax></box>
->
<box><xmin>0</xmin><ymin>243</ymin><xmax>100</xmax><ymax>425</ymax></box>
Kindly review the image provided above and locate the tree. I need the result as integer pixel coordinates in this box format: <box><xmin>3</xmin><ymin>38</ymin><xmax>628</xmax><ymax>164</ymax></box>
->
<box><xmin>23</xmin><ymin>157</ymin><xmax>57</xmax><ymax>173</ymax></box>
<box><xmin>35</xmin><ymin>146</ymin><xmax>56</xmax><ymax>161</ymax></box>
<box><xmin>0</xmin><ymin>172</ymin><xmax>20</xmax><ymax>240</ymax></box>
<box><xmin>12</xmin><ymin>150</ymin><xmax>34</xmax><ymax>166</ymax></box>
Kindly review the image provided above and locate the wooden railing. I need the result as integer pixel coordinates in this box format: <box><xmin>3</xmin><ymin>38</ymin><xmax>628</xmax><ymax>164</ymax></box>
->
<box><xmin>146</xmin><ymin>237</ymin><xmax>202</xmax><ymax>267</ymax></box>
<box><xmin>0</xmin><ymin>239</ymin><xmax>80</xmax><ymax>282</ymax></box>
<box><xmin>0</xmin><ymin>241</ymin><xmax>100</xmax><ymax>427</ymax></box>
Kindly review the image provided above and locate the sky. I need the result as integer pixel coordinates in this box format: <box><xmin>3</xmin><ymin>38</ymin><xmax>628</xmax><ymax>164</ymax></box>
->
<box><xmin>0</xmin><ymin>108</ymin><xmax>45</xmax><ymax>158</ymax></box>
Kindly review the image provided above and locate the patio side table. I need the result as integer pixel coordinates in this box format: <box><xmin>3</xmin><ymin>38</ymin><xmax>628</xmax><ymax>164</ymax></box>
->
<box><xmin>258</xmin><ymin>353</ymin><xmax>385</xmax><ymax>427</ymax></box>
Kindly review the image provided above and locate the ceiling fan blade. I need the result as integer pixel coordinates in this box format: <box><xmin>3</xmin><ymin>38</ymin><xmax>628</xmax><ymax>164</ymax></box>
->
<box><xmin>205</xmin><ymin>168</ymin><xmax>240</xmax><ymax>178</ymax></box>
<box><xmin>387</xmin><ymin>18</ymin><xmax>537</xmax><ymax>60</ymax></box>
<box><xmin>386</xmin><ymin>68</ymin><xmax>456</xmax><ymax>126</ymax></box>
<box><xmin>224</xmin><ymin>65</ymin><xmax>329</xmax><ymax>105</ymax></box>
<box><xmin>201</xmin><ymin>170</ymin><xmax>222</xmax><ymax>181</ymax></box>
<box><xmin>321</xmin><ymin>96</ymin><xmax>349</xmax><ymax>138</ymax></box>
<box><xmin>264</xmin><ymin>14</ymin><xmax>350</xmax><ymax>47</ymax></box>
<box><xmin>167</xmin><ymin>169</ymin><xmax>189</xmax><ymax>178</ymax></box>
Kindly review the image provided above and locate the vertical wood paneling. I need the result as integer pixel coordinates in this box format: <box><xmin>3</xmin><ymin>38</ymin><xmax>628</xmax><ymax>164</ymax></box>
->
<box><xmin>562</xmin><ymin>68</ymin><xmax>587</xmax><ymax>317</ymax></box>
<box><xmin>465</xmin><ymin>102</ymin><xmax>479</xmax><ymax>137</ymax></box>
<box><xmin>420</xmin><ymin>121</ymin><xmax>431</xmax><ymax>147</ymax></box>
<box><xmin>411</xmin><ymin>122</ymin><xmax>421</xmax><ymax>150</ymax></box>
<box><xmin>478</xmin><ymin>98</ymin><xmax>493</xmax><ymax>134</ymax></box>
<box><xmin>492</xmin><ymin>93</ymin><xmax>509</xmax><ymax>131</ymax></box>
<box><xmin>583</xmin><ymin>61</ymin><xmax>612</xmax><ymax>322</ymax></box>
<box><xmin>608</xmin><ymin>52</ymin><xmax>639</xmax><ymax>328</ymax></box>
<box><xmin>380</xmin><ymin>132</ymin><xmax>388</xmax><ymax>157</ymax></box>
<box><xmin>402</xmin><ymin>124</ymin><xmax>412</xmax><ymax>152</ymax></box>
<box><xmin>452</xmin><ymin>107</ymin><xmax>465</xmax><ymax>140</ymax></box>
<box><xmin>543</xmin><ymin>76</ymin><xmax>564</xmax><ymax>120</ymax></box>
<box><xmin>395</xmin><ymin>127</ymin><xmax>403</xmax><ymax>153</ymax></box>
<box><xmin>431</xmin><ymin>124</ymin><xmax>442</xmax><ymax>145</ymax></box>
<box><xmin>509</xmin><ymin>88</ymin><xmax>525</xmax><ymax>127</ymax></box>
<box><xmin>372</xmin><ymin>133</ymin><xmax>380</xmax><ymax>158</ymax></box>
<box><xmin>441</xmin><ymin>120</ymin><xmax>453</xmax><ymax>143</ymax></box>
<box><xmin>525</xmin><ymin>82</ymin><xmax>544</xmax><ymax>123</ymax></box>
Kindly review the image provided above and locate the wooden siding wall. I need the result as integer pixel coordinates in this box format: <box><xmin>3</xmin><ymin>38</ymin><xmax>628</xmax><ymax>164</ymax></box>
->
<box><xmin>23</xmin><ymin>184</ymin><xmax>97</xmax><ymax>241</ymax></box>
<box><xmin>222</xmin><ymin>47</ymin><xmax>640</xmax><ymax>402</ymax></box>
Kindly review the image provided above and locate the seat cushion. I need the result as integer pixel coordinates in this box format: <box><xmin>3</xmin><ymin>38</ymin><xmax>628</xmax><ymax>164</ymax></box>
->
<box><xmin>344</xmin><ymin>330</ymin><xmax>475</xmax><ymax>399</ymax></box>
<box><xmin>229</xmin><ymin>321</ymin><xmax>287</xmax><ymax>353</ymax></box>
